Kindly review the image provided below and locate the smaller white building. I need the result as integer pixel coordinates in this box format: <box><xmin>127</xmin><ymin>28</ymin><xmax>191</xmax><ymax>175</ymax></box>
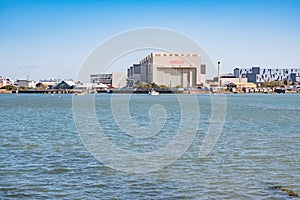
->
<box><xmin>0</xmin><ymin>76</ymin><xmax>12</xmax><ymax>87</ymax></box>
<box><xmin>14</xmin><ymin>79</ymin><xmax>36</xmax><ymax>88</ymax></box>
<box><xmin>213</xmin><ymin>73</ymin><xmax>247</xmax><ymax>86</ymax></box>
<box><xmin>75</xmin><ymin>83</ymin><xmax>108</xmax><ymax>90</ymax></box>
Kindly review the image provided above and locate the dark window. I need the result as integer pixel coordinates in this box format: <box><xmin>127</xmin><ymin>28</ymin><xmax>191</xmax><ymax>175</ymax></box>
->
<box><xmin>201</xmin><ymin>65</ymin><xmax>206</xmax><ymax>74</ymax></box>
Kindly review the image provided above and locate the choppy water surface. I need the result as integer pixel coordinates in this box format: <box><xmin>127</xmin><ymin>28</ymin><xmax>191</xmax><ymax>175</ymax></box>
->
<box><xmin>0</xmin><ymin>94</ymin><xmax>299</xmax><ymax>199</ymax></box>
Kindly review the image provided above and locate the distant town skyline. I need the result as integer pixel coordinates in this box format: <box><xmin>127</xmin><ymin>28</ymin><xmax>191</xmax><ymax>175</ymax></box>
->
<box><xmin>1</xmin><ymin>0</ymin><xmax>300</xmax><ymax>81</ymax></box>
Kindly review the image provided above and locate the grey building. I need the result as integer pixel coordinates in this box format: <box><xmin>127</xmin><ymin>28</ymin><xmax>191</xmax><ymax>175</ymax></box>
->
<box><xmin>14</xmin><ymin>79</ymin><xmax>36</xmax><ymax>88</ymax></box>
<box><xmin>91</xmin><ymin>74</ymin><xmax>112</xmax><ymax>84</ymax></box>
<box><xmin>90</xmin><ymin>72</ymin><xmax>126</xmax><ymax>88</ymax></box>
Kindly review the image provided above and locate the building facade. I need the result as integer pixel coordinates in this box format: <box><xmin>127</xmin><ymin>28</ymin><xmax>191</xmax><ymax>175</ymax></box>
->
<box><xmin>0</xmin><ymin>76</ymin><xmax>12</xmax><ymax>87</ymax></box>
<box><xmin>36</xmin><ymin>81</ymin><xmax>59</xmax><ymax>89</ymax></box>
<box><xmin>91</xmin><ymin>74</ymin><xmax>112</xmax><ymax>84</ymax></box>
<box><xmin>127</xmin><ymin>53</ymin><xmax>206</xmax><ymax>87</ymax></box>
<box><xmin>90</xmin><ymin>72</ymin><xmax>126</xmax><ymax>88</ymax></box>
<box><xmin>234</xmin><ymin>67</ymin><xmax>300</xmax><ymax>83</ymax></box>
<box><xmin>14</xmin><ymin>79</ymin><xmax>36</xmax><ymax>88</ymax></box>
<box><xmin>213</xmin><ymin>73</ymin><xmax>248</xmax><ymax>86</ymax></box>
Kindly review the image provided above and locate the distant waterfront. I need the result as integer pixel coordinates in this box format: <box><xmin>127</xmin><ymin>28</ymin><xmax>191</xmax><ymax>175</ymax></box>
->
<box><xmin>1</xmin><ymin>87</ymin><xmax>299</xmax><ymax>95</ymax></box>
<box><xmin>1</xmin><ymin>94</ymin><xmax>299</xmax><ymax>199</ymax></box>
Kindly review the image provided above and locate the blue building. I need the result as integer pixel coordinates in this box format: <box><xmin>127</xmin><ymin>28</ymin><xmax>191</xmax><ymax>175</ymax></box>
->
<box><xmin>234</xmin><ymin>67</ymin><xmax>300</xmax><ymax>83</ymax></box>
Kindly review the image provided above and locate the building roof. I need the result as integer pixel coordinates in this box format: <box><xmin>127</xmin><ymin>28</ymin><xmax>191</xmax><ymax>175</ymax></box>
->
<box><xmin>93</xmin><ymin>83</ymin><xmax>108</xmax><ymax>88</ymax></box>
<box><xmin>38</xmin><ymin>81</ymin><xmax>58</xmax><ymax>86</ymax></box>
<box><xmin>231</xmin><ymin>82</ymin><xmax>257</xmax><ymax>88</ymax></box>
<box><xmin>54</xmin><ymin>80</ymin><xmax>76</xmax><ymax>89</ymax></box>
<box><xmin>64</xmin><ymin>81</ymin><xmax>75</xmax><ymax>86</ymax></box>
<box><xmin>220</xmin><ymin>73</ymin><xmax>236</xmax><ymax>78</ymax></box>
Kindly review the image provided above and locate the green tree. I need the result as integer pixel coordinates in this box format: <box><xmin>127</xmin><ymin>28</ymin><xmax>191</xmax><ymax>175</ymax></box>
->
<box><xmin>159</xmin><ymin>85</ymin><xmax>168</xmax><ymax>89</ymax></box>
<box><xmin>151</xmin><ymin>82</ymin><xmax>159</xmax><ymax>88</ymax></box>
<box><xmin>1</xmin><ymin>85</ymin><xmax>16</xmax><ymax>91</ymax></box>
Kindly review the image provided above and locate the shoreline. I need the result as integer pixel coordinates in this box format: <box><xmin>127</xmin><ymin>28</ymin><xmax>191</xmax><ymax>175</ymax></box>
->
<box><xmin>1</xmin><ymin>89</ymin><xmax>299</xmax><ymax>95</ymax></box>
<box><xmin>0</xmin><ymin>89</ymin><xmax>12</xmax><ymax>94</ymax></box>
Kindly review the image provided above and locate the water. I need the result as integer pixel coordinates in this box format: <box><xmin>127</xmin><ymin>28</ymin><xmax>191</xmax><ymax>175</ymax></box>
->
<box><xmin>0</xmin><ymin>94</ymin><xmax>299</xmax><ymax>199</ymax></box>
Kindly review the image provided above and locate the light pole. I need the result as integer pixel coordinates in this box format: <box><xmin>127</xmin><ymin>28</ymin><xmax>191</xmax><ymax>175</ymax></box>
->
<box><xmin>218</xmin><ymin>61</ymin><xmax>221</xmax><ymax>87</ymax></box>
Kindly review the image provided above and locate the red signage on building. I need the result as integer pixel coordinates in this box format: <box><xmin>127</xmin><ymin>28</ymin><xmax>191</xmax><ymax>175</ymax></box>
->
<box><xmin>170</xmin><ymin>60</ymin><xmax>184</xmax><ymax>64</ymax></box>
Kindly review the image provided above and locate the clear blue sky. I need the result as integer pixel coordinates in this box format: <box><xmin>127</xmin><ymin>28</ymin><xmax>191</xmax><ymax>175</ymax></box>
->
<box><xmin>1</xmin><ymin>0</ymin><xmax>300</xmax><ymax>81</ymax></box>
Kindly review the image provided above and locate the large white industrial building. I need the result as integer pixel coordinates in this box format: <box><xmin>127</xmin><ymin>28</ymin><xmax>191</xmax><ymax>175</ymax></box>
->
<box><xmin>127</xmin><ymin>53</ymin><xmax>206</xmax><ymax>87</ymax></box>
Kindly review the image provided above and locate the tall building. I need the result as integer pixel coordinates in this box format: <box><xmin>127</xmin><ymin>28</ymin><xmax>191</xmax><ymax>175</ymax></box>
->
<box><xmin>234</xmin><ymin>67</ymin><xmax>300</xmax><ymax>83</ymax></box>
<box><xmin>127</xmin><ymin>53</ymin><xmax>206</xmax><ymax>87</ymax></box>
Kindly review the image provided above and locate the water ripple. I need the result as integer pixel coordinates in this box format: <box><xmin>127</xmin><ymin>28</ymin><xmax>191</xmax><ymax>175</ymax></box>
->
<box><xmin>0</xmin><ymin>94</ymin><xmax>299</xmax><ymax>199</ymax></box>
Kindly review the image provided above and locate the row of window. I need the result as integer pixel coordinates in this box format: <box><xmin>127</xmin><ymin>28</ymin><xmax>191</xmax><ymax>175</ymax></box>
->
<box><xmin>238</xmin><ymin>68</ymin><xmax>300</xmax><ymax>74</ymax></box>
<box><xmin>258</xmin><ymin>74</ymin><xmax>291</xmax><ymax>78</ymax></box>
<box><xmin>154</xmin><ymin>53</ymin><xmax>198</xmax><ymax>57</ymax></box>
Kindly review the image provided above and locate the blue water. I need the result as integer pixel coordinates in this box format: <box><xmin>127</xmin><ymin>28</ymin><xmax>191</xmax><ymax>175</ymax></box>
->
<box><xmin>0</xmin><ymin>94</ymin><xmax>299</xmax><ymax>199</ymax></box>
